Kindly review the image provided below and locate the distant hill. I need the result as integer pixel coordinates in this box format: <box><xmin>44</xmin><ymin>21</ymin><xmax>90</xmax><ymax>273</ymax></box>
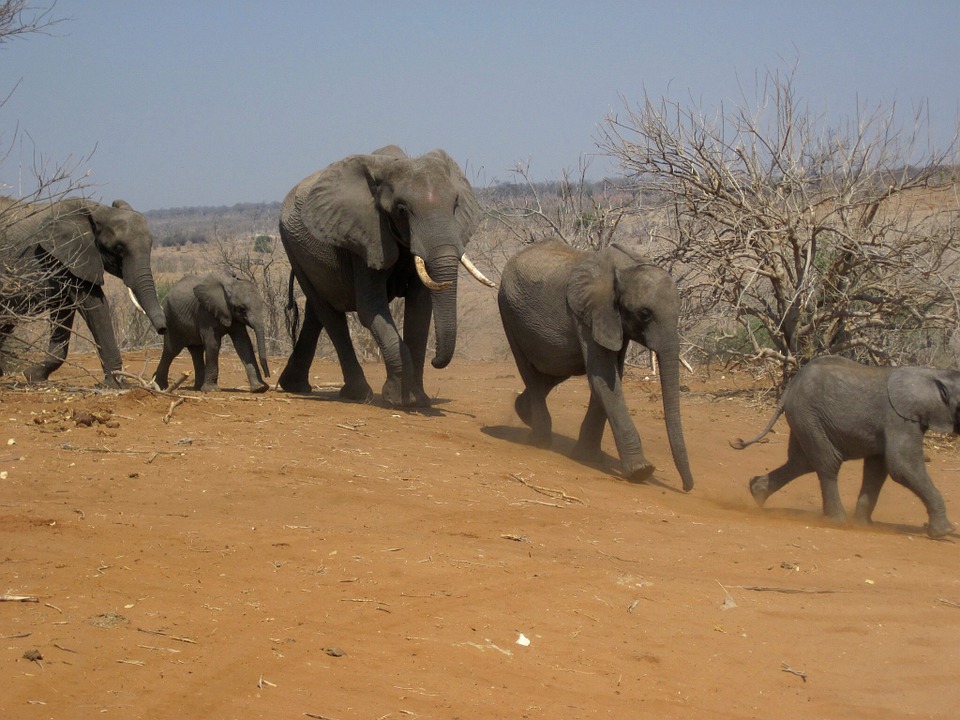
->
<box><xmin>144</xmin><ymin>202</ymin><xmax>281</xmax><ymax>246</ymax></box>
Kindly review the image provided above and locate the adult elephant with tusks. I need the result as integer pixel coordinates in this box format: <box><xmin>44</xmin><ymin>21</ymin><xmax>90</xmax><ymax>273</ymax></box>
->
<box><xmin>0</xmin><ymin>196</ymin><xmax>166</xmax><ymax>387</ymax></box>
<box><xmin>278</xmin><ymin>145</ymin><xmax>495</xmax><ymax>407</ymax></box>
<box><xmin>498</xmin><ymin>239</ymin><xmax>694</xmax><ymax>492</ymax></box>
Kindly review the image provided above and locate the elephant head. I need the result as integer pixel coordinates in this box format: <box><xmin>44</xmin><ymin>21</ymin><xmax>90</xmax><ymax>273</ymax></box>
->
<box><xmin>194</xmin><ymin>275</ymin><xmax>271</xmax><ymax>378</ymax></box>
<box><xmin>294</xmin><ymin>145</ymin><xmax>492</xmax><ymax>369</ymax></box>
<box><xmin>38</xmin><ymin>198</ymin><xmax>167</xmax><ymax>335</ymax></box>
<box><xmin>567</xmin><ymin>243</ymin><xmax>694</xmax><ymax>491</ymax></box>
<box><xmin>887</xmin><ymin>366</ymin><xmax>960</xmax><ymax>434</ymax></box>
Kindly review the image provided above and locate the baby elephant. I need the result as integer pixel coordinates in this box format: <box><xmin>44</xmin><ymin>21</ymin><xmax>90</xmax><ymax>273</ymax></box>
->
<box><xmin>154</xmin><ymin>274</ymin><xmax>271</xmax><ymax>393</ymax></box>
<box><xmin>733</xmin><ymin>356</ymin><xmax>960</xmax><ymax>537</ymax></box>
<box><xmin>498</xmin><ymin>240</ymin><xmax>694</xmax><ymax>491</ymax></box>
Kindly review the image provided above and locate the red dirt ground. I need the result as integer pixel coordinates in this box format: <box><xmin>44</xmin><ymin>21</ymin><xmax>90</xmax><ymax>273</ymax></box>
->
<box><xmin>2</xmin><ymin>353</ymin><xmax>959</xmax><ymax>719</ymax></box>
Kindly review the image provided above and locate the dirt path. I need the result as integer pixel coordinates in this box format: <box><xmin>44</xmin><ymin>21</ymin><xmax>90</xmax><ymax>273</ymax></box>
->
<box><xmin>2</xmin><ymin>355</ymin><xmax>959</xmax><ymax>719</ymax></box>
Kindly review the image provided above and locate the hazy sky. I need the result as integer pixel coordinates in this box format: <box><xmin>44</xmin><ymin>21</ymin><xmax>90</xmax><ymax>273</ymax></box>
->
<box><xmin>2</xmin><ymin>1</ymin><xmax>958</xmax><ymax>210</ymax></box>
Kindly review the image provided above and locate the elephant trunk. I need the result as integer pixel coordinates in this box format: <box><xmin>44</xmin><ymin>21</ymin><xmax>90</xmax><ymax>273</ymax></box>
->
<box><xmin>656</xmin><ymin>344</ymin><xmax>694</xmax><ymax>492</ymax></box>
<box><xmin>122</xmin><ymin>260</ymin><xmax>166</xmax><ymax>334</ymax></box>
<box><xmin>424</xmin><ymin>247</ymin><xmax>460</xmax><ymax>369</ymax></box>
<box><xmin>253</xmin><ymin>321</ymin><xmax>271</xmax><ymax>378</ymax></box>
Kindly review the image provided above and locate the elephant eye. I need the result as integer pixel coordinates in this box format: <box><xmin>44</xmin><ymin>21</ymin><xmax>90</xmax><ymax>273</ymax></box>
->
<box><xmin>395</xmin><ymin>202</ymin><xmax>409</xmax><ymax>217</ymax></box>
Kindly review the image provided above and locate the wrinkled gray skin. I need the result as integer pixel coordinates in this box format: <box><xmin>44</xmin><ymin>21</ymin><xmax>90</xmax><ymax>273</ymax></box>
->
<box><xmin>733</xmin><ymin>356</ymin><xmax>960</xmax><ymax>538</ymax></box>
<box><xmin>0</xmin><ymin>196</ymin><xmax>166</xmax><ymax>387</ymax></box>
<box><xmin>277</xmin><ymin>145</ymin><xmax>482</xmax><ymax>407</ymax></box>
<box><xmin>153</xmin><ymin>274</ymin><xmax>271</xmax><ymax>393</ymax></box>
<box><xmin>498</xmin><ymin>240</ymin><xmax>695</xmax><ymax>492</ymax></box>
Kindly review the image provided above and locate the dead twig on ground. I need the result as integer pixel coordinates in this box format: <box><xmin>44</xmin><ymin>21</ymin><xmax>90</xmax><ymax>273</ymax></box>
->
<box><xmin>730</xmin><ymin>585</ymin><xmax>838</xmax><ymax>594</ymax></box>
<box><xmin>781</xmin><ymin>662</ymin><xmax>808</xmax><ymax>682</ymax></box>
<box><xmin>163</xmin><ymin>397</ymin><xmax>186</xmax><ymax>424</ymax></box>
<box><xmin>510</xmin><ymin>473</ymin><xmax>584</xmax><ymax>504</ymax></box>
<box><xmin>938</xmin><ymin>598</ymin><xmax>960</xmax><ymax>609</ymax></box>
<box><xmin>136</xmin><ymin>627</ymin><xmax>197</xmax><ymax>644</ymax></box>
<box><xmin>0</xmin><ymin>594</ymin><xmax>39</xmax><ymax>602</ymax></box>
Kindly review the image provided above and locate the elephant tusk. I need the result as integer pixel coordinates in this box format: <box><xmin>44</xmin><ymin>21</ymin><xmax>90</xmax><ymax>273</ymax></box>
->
<box><xmin>414</xmin><ymin>256</ymin><xmax>453</xmax><ymax>291</ymax></box>
<box><xmin>460</xmin><ymin>253</ymin><xmax>496</xmax><ymax>287</ymax></box>
<box><xmin>128</xmin><ymin>287</ymin><xmax>146</xmax><ymax>315</ymax></box>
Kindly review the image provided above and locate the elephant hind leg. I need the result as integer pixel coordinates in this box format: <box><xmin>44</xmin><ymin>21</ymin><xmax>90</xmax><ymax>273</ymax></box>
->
<box><xmin>25</xmin><ymin>306</ymin><xmax>75</xmax><ymax>382</ymax></box>
<box><xmin>853</xmin><ymin>455</ymin><xmax>887</xmax><ymax>524</ymax></box>
<box><xmin>749</xmin><ymin>433</ymin><xmax>813</xmax><ymax>507</ymax></box>
<box><xmin>279</xmin><ymin>297</ymin><xmax>322</xmax><ymax>393</ymax></box>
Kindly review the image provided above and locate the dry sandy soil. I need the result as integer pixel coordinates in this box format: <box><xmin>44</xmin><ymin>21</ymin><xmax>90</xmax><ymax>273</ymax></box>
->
<box><xmin>2</xmin><ymin>352</ymin><xmax>959</xmax><ymax>719</ymax></box>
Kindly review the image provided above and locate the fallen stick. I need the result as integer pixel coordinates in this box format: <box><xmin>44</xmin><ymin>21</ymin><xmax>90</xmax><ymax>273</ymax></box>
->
<box><xmin>0</xmin><ymin>594</ymin><xmax>39</xmax><ymax>603</ymax></box>
<box><xmin>510</xmin><ymin>473</ymin><xmax>584</xmax><ymax>504</ymax></box>
<box><xmin>136</xmin><ymin>627</ymin><xmax>197</xmax><ymax>644</ymax></box>
<box><xmin>730</xmin><ymin>585</ymin><xmax>838</xmax><ymax>595</ymax></box>
<box><xmin>163</xmin><ymin>397</ymin><xmax>187</xmax><ymax>424</ymax></box>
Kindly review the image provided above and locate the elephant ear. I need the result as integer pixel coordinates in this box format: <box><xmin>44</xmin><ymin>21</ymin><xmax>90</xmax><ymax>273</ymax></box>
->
<box><xmin>370</xmin><ymin>144</ymin><xmax>407</xmax><ymax>159</ymax></box>
<box><xmin>298</xmin><ymin>154</ymin><xmax>399</xmax><ymax>270</ymax></box>
<box><xmin>566</xmin><ymin>248</ymin><xmax>623</xmax><ymax>351</ymax></box>
<box><xmin>424</xmin><ymin>148</ymin><xmax>481</xmax><ymax>246</ymax></box>
<box><xmin>887</xmin><ymin>367</ymin><xmax>957</xmax><ymax>434</ymax></box>
<box><xmin>38</xmin><ymin>199</ymin><xmax>105</xmax><ymax>285</ymax></box>
<box><xmin>194</xmin><ymin>275</ymin><xmax>233</xmax><ymax>327</ymax></box>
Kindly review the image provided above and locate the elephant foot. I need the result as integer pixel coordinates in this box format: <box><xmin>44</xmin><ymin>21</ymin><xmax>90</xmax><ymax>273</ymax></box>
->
<box><xmin>748</xmin><ymin>476</ymin><xmax>771</xmax><ymax>507</ymax></box>
<box><xmin>515</xmin><ymin>392</ymin><xmax>533</xmax><ymax>427</ymax></box>
<box><xmin>200</xmin><ymin>382</ymin><xmax>220</xmax><ymax>393</ymax></box>
<box><xmin>926</xmin><ymin>516</ymin><xmax>956</xmax><ymax>539</ymax></box>
<box><xmin>624</xmin><ymin>458</ymin><xmax>655</xmax><ymax>484</ymax></box>
<box><xmin>380</xmin><ymin>378</ymin><xmax>429</xmax><ymax>408</ymax></box>
<box><xmin>338</xmin><ymin>379</ymin><xmax>373</xmax><ymax>403</ymax></box>
<box><xmin>250</xmin><ymin>382</ymin><xmax>269</xmax><ymax>394</ymax></box>
<box><xmin>23</xmin><ymin>365</ymin><xmax>52</xmax><ymax>383</ymax></box>
<box><xmin>279</xmin><ymin>367</ymin><xmax>313</xmax><ymax>394</ymax></box>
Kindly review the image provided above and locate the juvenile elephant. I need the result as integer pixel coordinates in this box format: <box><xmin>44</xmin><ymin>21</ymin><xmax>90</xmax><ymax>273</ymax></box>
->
<box><xmin>153</xmin><ymin>274</ymin><xmax>270</xmax><ymax>393</ymax></box>
<box><xmin>0</xmin><ymin>196</ymin><xmax>167</xmax><ymax>386</ymax></box>
<box><xmin>732</xmin><ymin>356</ymin><xmax>960</xmax><ymax>537</ymax></box>
<box><xmin>277</xmin><ymin>145</ymin><xmax>494</xmax><ymax>407</ymax></box>
<box><xmin>498</xmin><ymin>239</ymin><xmax>694</xmax><ymax>491</ymax></box>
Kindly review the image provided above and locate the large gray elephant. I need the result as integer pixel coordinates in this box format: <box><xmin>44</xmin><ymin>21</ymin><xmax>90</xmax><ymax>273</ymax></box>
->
<box><xmin>0</xmin><ymin>196</ymin><xmax>166</xmax><ymax>386</ymax></box>
<box><xmin>153</xmin><ymin>274</ymin><xmax>270</xmax><ymax>393</ymax></box>
<box><xmin>277</xmin><ymin>145</ymin><xmax>494</xmax><ymax>407</ymax></box>
<box><xmin>498</xmin><ymin>239</ymin><xmax>695</xmax><ymax>492</ymax></box>
<box><xmin>732</xmin><ymin>355</ymin><xmax>960</xmax><ymax>537</ymax></box>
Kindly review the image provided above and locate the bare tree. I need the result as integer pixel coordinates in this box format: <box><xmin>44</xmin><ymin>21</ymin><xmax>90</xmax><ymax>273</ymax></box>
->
<box><xmin>0</xmin><ymin>0</ymin><xmax>59</xmax><ymax>44</ymax></box>
<box><xmin>599</xmin><ymin>65</ymin><xmax>960</xmax><ymax>383</ymax></box>
<box><xmin>486</xmin><ymin>156</ymin><xmax>637</xmax><ymax>251</ymax></box>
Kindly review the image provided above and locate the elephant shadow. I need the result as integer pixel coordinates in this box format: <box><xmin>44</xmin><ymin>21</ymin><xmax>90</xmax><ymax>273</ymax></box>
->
<box><xmin>481</xmin><ymin>424</ymin><xmax>683</xmax><ymax>494</ymax></box>
<box><xmin>277</xmin><ymin>385</ymin><xmax>455</xmax><ymax>417</ymax></box>
<box><xmin>751</xmin><ymin>505</ymin><xmax>954</xmax><ymax>540</ymax></box>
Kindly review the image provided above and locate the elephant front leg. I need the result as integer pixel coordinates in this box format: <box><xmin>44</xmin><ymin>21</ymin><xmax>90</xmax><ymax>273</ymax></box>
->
<box><xmin>887</xmin><ymin>443</ymin><xmax>955</xmax><ymax>538</ymax></box>
<box><xmin>199</xmin><ymin>328</ymin><xmax>222</xmax><ymax>392</ymax></box>
<box><xmin>25</xmin><ymin>305</ymin><xmax>77</xmax><ymax>383</ymax></box>
<box><xmin>402</xmin><ymin>280</ymin><xmax>432</xmax><ymax>407</ymax></box>
<box><xmin>356</xmin><ymin>278</ymin><xmax>422</xmax><ymax>407</ymax></box>
<box><xmin>78</xmin><ymin>288</ymin><xmax>125</xmax><ymax>387</ymax></box>
<box><xmin>584</xmin><ymin>344</ymin><xmax>653</xmax><ymax>482</ymax></box>
<box><xmin>231</xmin><ymin>327</ymin><xmax>269</xmax><ymax>393</ymax></box>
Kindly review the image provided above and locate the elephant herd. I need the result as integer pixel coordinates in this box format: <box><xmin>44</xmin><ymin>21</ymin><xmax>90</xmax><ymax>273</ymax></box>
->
<box><xmin>1</xmin><ymin>146</ymin><xmax>958</xmax><ymax>539</ymax></box>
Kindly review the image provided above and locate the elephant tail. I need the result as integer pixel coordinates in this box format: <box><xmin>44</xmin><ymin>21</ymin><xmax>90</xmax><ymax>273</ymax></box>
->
<box><xmin>729</xmin><ymin>405</ymin><xmax>785</xmax><ymax>450</ymax></box>
<box><xmin>284</xmin><ymin>270</ymin><xmax>300</xmax><ymax>343</ymax></box>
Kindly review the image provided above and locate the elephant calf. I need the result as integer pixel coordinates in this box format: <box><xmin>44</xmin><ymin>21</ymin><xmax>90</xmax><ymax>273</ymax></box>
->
<box><xmin>153</xmin><ymin>274</ymin><xmax>270</xmax><ymax>393</ymax></box>
<box><xmin>498</xmin><ymin>240</ymin><xmax>694</xmax><ymax>491</ymax></box>
<box><xmin>733</xmin><ymin>356</ymin><xmax>960</xmax><ymax>538</ymax></box>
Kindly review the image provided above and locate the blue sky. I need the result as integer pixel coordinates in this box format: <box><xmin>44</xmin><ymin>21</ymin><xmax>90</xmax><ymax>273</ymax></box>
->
<box><xmin>2</xmin><ymin>1</ymin><xmax>958</xmax><ymax>210</ymax></box>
